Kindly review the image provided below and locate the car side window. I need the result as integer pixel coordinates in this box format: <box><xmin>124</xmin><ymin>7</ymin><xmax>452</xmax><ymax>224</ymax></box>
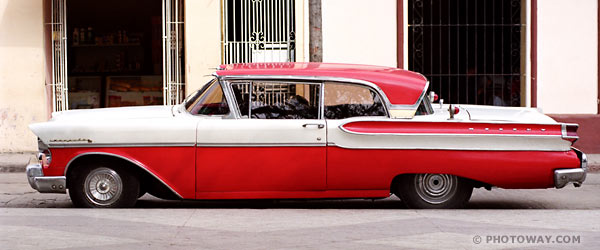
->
<box><xmin>187</xmin><ymin>81</ymin><xmax>230</xmax><ymax>115</ymax></box>
<box><xmin>324</xmin><ymin>82</ymin><xmax>387</xmax><ymax>119</ymax></box>
<box><xmin>231</xmin><ymin>81</ymin><xmax>320</xmax><ymax>119</ymax></box>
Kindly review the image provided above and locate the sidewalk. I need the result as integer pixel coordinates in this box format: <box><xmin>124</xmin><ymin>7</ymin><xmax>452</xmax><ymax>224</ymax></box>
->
<box><xmin>1</xmin><ymin>152</ymin><xmax>599</xmax><ymax>173</ymax></box>
<box><xmin>0</xmin><ymin>152</ymin><xmax>37</xmax><ymax>172</ymax></box>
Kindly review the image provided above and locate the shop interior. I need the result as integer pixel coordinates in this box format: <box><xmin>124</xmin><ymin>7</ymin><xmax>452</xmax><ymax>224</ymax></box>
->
<box><xmin>66</xmin><ymin>0</ymin><xmax>163</xmax><ymax>109</ymax></box>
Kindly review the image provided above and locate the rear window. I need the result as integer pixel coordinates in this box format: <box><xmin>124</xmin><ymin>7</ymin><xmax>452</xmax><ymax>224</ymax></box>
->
<box><xmin>323</xmin><ymin>82</ymin><xmax>387</xmax><ymax>119</ymax></box>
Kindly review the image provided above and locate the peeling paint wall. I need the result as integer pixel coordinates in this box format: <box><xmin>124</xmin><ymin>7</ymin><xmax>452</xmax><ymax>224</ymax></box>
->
<box><xmin>0</xmin><ymin>0</ymin><xmax>46</xmax><ymax>152</ymax></box>
<box><xmin>184</xmin><ymin>0</ymin><xmax>222</xmax><ymax>95</ymax></box>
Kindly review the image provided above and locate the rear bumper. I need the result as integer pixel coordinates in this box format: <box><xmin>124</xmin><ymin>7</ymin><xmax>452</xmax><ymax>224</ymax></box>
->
<box><xmin>26</xmin><ymin>163</ymin><xmax>66</xmax><ymax>193</ymax></box>
<box><xmin>554</xmin><ymin>149</ymin><xmax>587</xmax><ymax>188</ymax></box>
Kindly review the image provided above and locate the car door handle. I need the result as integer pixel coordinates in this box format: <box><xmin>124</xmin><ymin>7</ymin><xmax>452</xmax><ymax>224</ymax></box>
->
<box><xmin>302</xmin><ymin>123</ymin><xmax>325</xmax><ymax>129</ymax></box>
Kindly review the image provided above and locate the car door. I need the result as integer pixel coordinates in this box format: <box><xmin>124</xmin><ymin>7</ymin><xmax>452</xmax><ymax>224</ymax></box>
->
<box><xmin>194</xmin><ymin>80</ymin><xmax>326</xmax><ymax>194</ymax></box>
<box><xmin>323</xmin><ymin>82</ymin><xmax>390</xmax><ymax>190</ymax></box>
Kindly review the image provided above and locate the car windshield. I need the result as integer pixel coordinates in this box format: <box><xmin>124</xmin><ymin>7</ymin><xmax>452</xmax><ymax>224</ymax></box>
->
<box><xmin>183</xmin><ymin>78</ymin><xmax>217</xmax><ymax>110</ymax></box>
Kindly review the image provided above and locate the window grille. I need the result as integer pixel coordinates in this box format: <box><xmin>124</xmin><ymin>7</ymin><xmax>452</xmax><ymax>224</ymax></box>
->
<box><xmin>163</xmin><ymin>0</ymin><xmax>185</xmax><ymax>105</ymax></box>
<box><xmin>221</xmin><ymin>0</ymin><xmax>296</xmax><ymax>64</ymax></box>
<box><xmin>408</xmin><ymin>0</ymin><xmax>525</xmax><ymax>106</ymax></box>
<box><xmin>48</xmin><ymin>0</ymin><xmax>68</xmax><ymax>112</ymax></box>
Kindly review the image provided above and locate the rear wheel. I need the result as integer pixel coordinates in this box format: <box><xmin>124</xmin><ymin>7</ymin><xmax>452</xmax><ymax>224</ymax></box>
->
<box><xmin>69</xmin><ymin>164</ymin><xmax>139</xmax><ymax>208</ymax></box>
<box><xmin>395</xmin><ymin>174</ymin><xmax>473</xmax><ymax>209</ymax></box>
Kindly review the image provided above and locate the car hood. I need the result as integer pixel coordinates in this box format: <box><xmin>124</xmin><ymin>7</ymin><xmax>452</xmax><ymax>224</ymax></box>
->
<box><xmin>457</xmin><ymin>104</ymin><xmax>556</xmax><ymax>123</ymax></box>
<box><xmin>50</xmin><ymin>105</ymin><xmax>175</xmax><ymax>122</ymax></box>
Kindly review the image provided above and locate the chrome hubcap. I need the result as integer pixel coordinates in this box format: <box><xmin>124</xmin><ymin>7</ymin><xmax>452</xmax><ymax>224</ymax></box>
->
<box><xmin>414</xmin><ymin>174</ymin><xmax>457</xmax><ymax>204</ymax></box>
<box><xmin>84</xmin><ymin>168</ymin><xmax>122</xmax><ymax>206</ymax></box>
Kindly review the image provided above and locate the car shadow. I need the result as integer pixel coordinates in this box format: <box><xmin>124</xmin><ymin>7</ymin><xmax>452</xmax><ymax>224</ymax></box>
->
<box><xmin>132</xmin><ymin>195</ymin><xmax>539</xmax><ymax>209</ymax></box>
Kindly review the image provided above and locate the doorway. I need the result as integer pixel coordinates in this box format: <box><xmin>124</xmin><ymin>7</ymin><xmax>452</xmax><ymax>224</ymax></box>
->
<box><xmin>44</xmin><ymin>0</ymin><xmax>185</xmax><ymax>111</ymax></box>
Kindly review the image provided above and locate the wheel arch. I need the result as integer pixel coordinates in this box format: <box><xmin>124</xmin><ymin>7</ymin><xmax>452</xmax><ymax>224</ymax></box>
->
<box><xmin>64</xmin><ymin>152</ymin><xmax>182</xmax><ymax>199</ymax></box>
<box><xmin>389</xmin><ymin>173</ymin><xmax>492</xmax><ymax>194</ymax></box>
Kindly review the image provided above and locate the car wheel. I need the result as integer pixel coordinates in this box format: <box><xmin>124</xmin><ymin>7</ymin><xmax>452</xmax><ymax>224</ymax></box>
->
<box><xmin>69</xmin><ymin>165</ymin><xmax>139</xmax><ymax>208</ymax></box>
<box><xmin>396</xmin><ymin>174</ymin><xmax>473</xmax><ymax>209</ymax></box>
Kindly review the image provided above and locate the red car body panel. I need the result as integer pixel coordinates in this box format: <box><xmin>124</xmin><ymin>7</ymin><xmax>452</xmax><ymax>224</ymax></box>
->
<box><xmin>47</xmin><ymin>147</ymin><xmax>196</xmax><ymax>199</ymax></box>
<box><xmin>195</xmin><ymin>147</ymin><xmax>326</xmax><ymax>193</ymax></box>
<box><xmin>326</xmin><ymin>147</ymin><xmax>581</xmax><ymax>190</ymax></box>
<box><xmin>44</xmin><ymin>145</ymin><xmax>580</xmax><ymax>200</ymax></box>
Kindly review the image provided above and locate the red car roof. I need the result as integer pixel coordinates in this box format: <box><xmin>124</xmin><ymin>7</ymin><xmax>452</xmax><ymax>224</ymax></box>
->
<box><xmin>216</xmin><ymin>62</ymin><xmax>428</xmax><ymax>106</ymax></box>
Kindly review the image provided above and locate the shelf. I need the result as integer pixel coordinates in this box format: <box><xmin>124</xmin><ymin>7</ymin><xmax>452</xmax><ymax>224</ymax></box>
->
<box><xmin>71</xmin><ymin>43</ymin><xmax>141</xmax><ymax>48</ymax></box>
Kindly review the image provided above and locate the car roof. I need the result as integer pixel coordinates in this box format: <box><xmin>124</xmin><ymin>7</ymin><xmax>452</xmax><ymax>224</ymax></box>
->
<box><xmin>216</xmin><ymin>62</ymin><xmax>428</xmax><ymax>106</ymax></box>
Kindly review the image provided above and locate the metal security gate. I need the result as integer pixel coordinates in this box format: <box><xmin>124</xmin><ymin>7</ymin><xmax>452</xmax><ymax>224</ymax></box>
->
<box><xmin>47</xmin><ymin>0</ymin><xmax>68</xmax><ymax>112</ymax></box>
<box><xmin>221</xmin><ymin>0</ymin><xmax>296</xmax><ymax>64</ymax></box>
<box><xmin>408</xmin><ymin>0</ymin><xmax>525</xmax><ymax>106</ymax></box>
<box><xmin>163</xmin><ymin>0</ymin><xmax>186</xmax><ymax>105</ymax></box>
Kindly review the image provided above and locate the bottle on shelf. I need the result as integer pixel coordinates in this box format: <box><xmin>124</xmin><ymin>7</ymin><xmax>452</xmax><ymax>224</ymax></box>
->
<box><xmin>73</xmin><ymin>28</ymin><xmax>79</xmax><ymax>45</ymax></box>
<box><xmin>79</xmin><ymin>28</ymin><xmax>86</xmax><ymax>44</ymax></box>
<box><xmin>87</xmin><ymin>27</ymin><xmax>93</xmax><ymax>45</ymax></box>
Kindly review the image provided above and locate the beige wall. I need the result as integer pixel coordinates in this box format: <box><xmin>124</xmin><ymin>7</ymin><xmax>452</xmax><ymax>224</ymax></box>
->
<box><xmin>184</xmin><ymin>0</ymin><xmax>309</xmax><ymax>94</ymax></box>
<box><xmin>321</xmin><ymin>0</ymin><xmax>397</xmax><ymax>67</ymax></box>
<box><xmin>537</xmin><ymin>0</ymin><xmax>598</xmax><ymax>114</ymax></box>
<box><xmin>0</xmin><ymin>0</ymin><xmax>46</xmax><ymax>152</ymax></box>
<box><xmin>184</xmin><ymin>0</ymin><xmax>222</xmax><ymax>94</ymax></box>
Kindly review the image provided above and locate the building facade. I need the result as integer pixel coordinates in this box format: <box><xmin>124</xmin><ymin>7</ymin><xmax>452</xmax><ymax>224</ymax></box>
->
<box><xmin>0</xmin><ymin>0</ymin><xmax>598</xmax><ymax>153</ymax></box>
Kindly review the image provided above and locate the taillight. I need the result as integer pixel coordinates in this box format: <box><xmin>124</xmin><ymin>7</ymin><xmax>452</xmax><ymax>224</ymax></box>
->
<box><xmin>561</xmin><ymin>124</ymin><xmax>579</xmax><ymax>144</ymax></box>
<box><xmin>429</xmin><ymin>91</ymin><xmax>439</xmax><ymax>102</ymax></box>
<box><xmin>37</xmin><ymin>138</ymin><xmax>51</xmax><ymax>167</ymax></box>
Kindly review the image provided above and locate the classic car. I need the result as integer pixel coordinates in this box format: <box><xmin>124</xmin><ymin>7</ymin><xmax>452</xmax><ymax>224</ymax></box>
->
<box><xmin>26</xmin><ymin>62</ymin><xmax>588</xmax><ymax>208</ymax></box>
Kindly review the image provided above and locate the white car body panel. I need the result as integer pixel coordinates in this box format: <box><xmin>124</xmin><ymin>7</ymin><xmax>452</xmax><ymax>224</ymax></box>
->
<box><xmin>30</xmin><ymin>105</ymin><xmax>198</xmax><ymax>147</ymax></box>
<box><xmin>196</xmin><ymin>119</ymin><xmax>326</xmax><ymax>146</ymax></box>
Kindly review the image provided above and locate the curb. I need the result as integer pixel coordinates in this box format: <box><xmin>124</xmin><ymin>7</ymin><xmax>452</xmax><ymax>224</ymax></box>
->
<box><xmin>0</xmin><ymin>153</ymin><xmax>36</xmax><ymax>173</ymax></box>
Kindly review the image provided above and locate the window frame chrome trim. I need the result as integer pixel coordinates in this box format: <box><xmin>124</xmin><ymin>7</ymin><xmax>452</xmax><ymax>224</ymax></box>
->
<box><xmin>218</xmin><ymin>75</ymin><xmax>401</xmax><ymax>118</ymax></box>
<box><xmin>321</xmin><ymin>81</ymin><xmax>390</xmax><ymax>119</ymax></box>
<box><xmin>185</xmin><ymin>78</ymin><xmax>233</xmax><ymax>118</ymax></box>
<box><xmin>223</xmin><ymin>77</ymin><xmax>325</xmax><ymax>120</ymax></box>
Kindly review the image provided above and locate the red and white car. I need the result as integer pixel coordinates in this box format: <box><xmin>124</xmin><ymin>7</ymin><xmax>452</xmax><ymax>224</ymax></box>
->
<box><xmin>27</xmin><ymin>63</ymin><xmax>588</xmax><ymax>208</ymax></box>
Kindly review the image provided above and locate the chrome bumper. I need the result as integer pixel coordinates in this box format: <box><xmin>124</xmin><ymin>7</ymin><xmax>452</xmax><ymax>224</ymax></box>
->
<box><xmin>26</xmin><ymin>163</ymin><xmax>66</xmax><ymax>193</ymax></box>
<box><xmin>554</xmin><ymin>149</ymin><xmax>588</xmax><ymax>189</ymax></box>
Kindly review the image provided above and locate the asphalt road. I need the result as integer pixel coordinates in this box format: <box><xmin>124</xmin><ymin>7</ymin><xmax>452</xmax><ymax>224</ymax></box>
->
<box><xmin>1</xmin><ymin>173</ymin><xmax>600</xmax><ymax>249</ymax></box>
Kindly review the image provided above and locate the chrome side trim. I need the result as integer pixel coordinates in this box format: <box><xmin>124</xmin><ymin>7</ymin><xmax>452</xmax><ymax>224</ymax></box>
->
<box><xmin>337</xmin><ymin>124</ymin><xmax>562</xmax><ymax>138</ymax></box>
<box><xmin>64</xmin><ymin>152</ymin><xmax>183</xmax><ymax>199</ymax></box>
<box><xmin>196</xmin><ymin>143</ymin><xmax>327</xmax><ymax>147</ymax></box>
<box><xmin>337</xmin><ymin>118</ymin><xmax>565</xmax><ymax>126</ymax></box>
<box><xmin>49</xmin><ymin>143</ymin><xmax>196</xmax><ymax>148</ymax></box>
<box><xmin>326</xmin><ymin>142</ymin><xmax>569</xmax><ymax>152</ymax></box>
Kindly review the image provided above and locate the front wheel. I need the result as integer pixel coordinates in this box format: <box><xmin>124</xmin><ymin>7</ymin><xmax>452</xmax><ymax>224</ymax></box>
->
<box><xmin>69</xmin><ymin>165</ymin><xmax>139</xmax><ymax>208</ymax></box>
<box><xmin>395</xmin><ymin>174</ymin><xmax>473</xmax><ymax>209</ymax></box>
